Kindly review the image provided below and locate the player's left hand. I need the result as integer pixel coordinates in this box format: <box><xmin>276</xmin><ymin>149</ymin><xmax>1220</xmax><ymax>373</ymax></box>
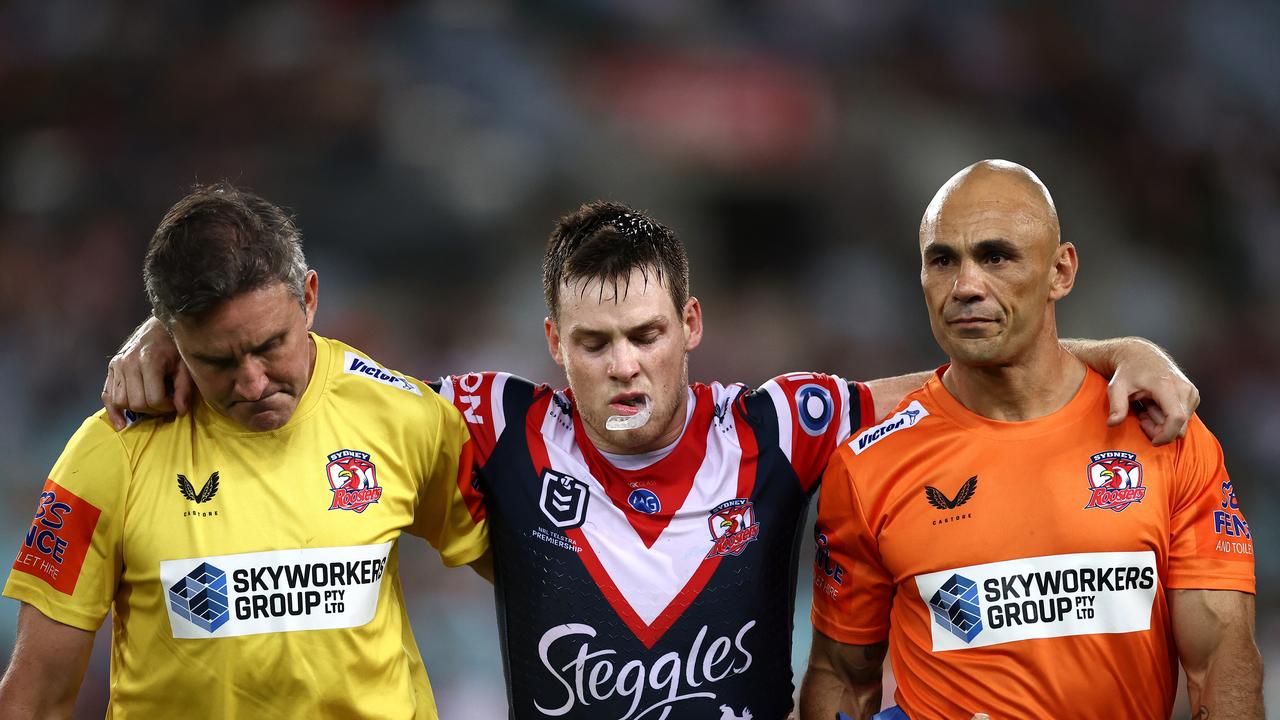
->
<box><xmin>1105</xmin><ymin>340</ymin><xmax>1199</xmax><ymax>446</ymax></box>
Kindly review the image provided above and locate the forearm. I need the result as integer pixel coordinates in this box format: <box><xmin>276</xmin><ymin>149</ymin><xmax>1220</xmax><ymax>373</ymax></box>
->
<box><xmin>864</xmin><ymin>371</ymin><xmax>932</xmax><ymax>422</ymax></box>
<box><xmin>798</xmin><ymin>667</ymin><xmax>881</xmax><ymax>720</ymax></box>
<box><xmin>1172</xmin><ymin>589</ymin><xmax>1264</xmax><ymax>720</ymax></box>
<box><xmin>1061</xmin><ymin>337</ymin><xmax>1172</xmax><ymax>377</ymax></box>
<box><xmin>1187</xmin><ymin>636</ymin><xmax>1264</xmax><ymax>719</ymax></box>
<box><xmin>0</xmin><ymin>605</ymin><xmax>93</xmax><ymax>720</ymax></box>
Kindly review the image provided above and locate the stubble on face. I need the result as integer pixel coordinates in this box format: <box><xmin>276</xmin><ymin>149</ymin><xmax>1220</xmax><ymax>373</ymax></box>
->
<box><xmin>918</xmin><ymin>161</ymin><xmax>1063</xmax><ymax>367</ymax></box>
<box><xmin>172</xmin><ymin>281</ymin><xmax>316</xmax><ymax>431</ymax></box>
<box><xmin>551</xmin><ymin>268</ymin><xmax>695</xmax><ymax>455</ymax></box>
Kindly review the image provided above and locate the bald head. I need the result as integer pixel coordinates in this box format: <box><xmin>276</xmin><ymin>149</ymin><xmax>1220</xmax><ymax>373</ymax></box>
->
<box><xmin>920</xmin><ymin>159</ymin><xmax>1060</xmax><ymax>250</ymax></box>
<box><xmin>917</xmin><ymin>159</ymin><xmax>1078</xmax><ymax>370</ymax></box>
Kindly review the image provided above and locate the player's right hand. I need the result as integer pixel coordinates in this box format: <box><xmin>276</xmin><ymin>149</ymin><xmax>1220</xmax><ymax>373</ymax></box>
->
<box><xmin>102</xmin><ymin>316</ymin><xmax>193</xmax><ymax>430</ymax></box>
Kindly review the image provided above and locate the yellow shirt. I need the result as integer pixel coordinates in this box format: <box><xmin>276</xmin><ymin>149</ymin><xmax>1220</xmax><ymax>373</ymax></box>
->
<box><xmin>4</xmin><ymin>334</ymin><xmax>486</xmax><ymax>719</ymax></box>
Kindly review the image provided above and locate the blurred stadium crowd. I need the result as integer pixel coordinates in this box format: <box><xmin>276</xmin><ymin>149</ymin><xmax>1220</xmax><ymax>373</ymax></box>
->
<box><xmin>0</xmin><ymin>1</ymin><xmax>1276</xmax><ymax>717</ymax></box>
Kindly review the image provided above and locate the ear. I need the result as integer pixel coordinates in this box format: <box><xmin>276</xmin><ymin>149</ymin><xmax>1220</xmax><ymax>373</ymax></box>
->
<box><xmin>544</xmin><ymin>316</ymin><xmax>566</xmax><ymax>368</ymax></box>
<box><xmin>1048</xmin><ymin>242</ymin><xmax>1077</xmax><ymax>302</ymax></box>
<box><xmin>682</xmin><ymin>297</ymin><xmax>703</xmax><ymax>352</ymax></box>
<box><xmin>302</xmin><ymin>270</ymin><xmax>319</xmax><ymax>330</ymax></box>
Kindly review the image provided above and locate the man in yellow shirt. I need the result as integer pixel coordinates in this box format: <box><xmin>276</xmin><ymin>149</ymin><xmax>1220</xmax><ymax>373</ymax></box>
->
<box><xmin>0</xmin><ymin>184</ymin><xmax>486</xmax><ymax>718</ymax></box>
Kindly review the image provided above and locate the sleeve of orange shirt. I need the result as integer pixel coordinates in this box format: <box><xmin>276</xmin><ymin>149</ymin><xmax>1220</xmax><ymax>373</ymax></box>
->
<box><xmin>810</xmin><ymin>448</ymin><xmax>894</xmax><ymax>644</ymax></box>
<box><xmin>1165</xmin><ymin>415</ymin><xmax>1255</xmax><ymax>593</ymax></box>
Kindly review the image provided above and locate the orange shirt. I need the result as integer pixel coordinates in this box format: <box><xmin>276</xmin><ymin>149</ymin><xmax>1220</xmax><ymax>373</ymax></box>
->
<box><xmin>812</xmin><ymin>368</ymin><xmax>1254</xmax><ymax>720</ymax></box>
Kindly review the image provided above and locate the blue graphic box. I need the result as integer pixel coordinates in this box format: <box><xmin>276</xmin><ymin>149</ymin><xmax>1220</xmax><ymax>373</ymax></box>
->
<box><xmin>928</xmin><ymin>573</ymin><xmax>983</xmax><ymax>643</ymax></box>
<box><xmin>169</xmin><ymin>562</ymin><xmax>230</xmax><ymax>633</ymax></box>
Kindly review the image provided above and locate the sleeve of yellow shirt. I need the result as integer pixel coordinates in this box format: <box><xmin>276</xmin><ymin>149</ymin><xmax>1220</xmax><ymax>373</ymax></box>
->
<box><xmin>409</xmin><ymin>394</ymin><xmax>489</xmax><ymax>567</ymax></box>
<box><xmin>4</xmin><ymin>412</ymin><xmax>130</xmax><ymax>631</ymax></box>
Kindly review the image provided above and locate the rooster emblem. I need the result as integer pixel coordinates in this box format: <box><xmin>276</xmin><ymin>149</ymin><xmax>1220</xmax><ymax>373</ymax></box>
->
<box><xmin>1085</xmin><ymin>451</ymin><xmax>1145</xmax><ymax>512</ymax></box>
<box><xmin>705</xmin><ymin>499</ymin><xmax>760</xmax><ymax>559</ymax></box>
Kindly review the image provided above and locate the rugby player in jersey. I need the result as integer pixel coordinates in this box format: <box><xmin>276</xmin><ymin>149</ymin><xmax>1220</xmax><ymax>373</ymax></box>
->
<box><xmin>0</xmin><ymin>184</ymin><xmax>489</xmax><ymax>719</ymax></box>
<box><xmin>801</xmin><ymin>161</ymin><xmax>1262</xmax><ymax>719</ymax></box>
<box><xmin>100</xmin><ymin>202</ymin><xmax>1200</xmax><ymax>720</ymax></box>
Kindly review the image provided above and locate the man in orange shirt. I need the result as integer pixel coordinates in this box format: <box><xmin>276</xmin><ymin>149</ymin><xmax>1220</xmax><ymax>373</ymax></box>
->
<box><xmin>800</xmin><ymin>160</ymin><xmax>1262</xmax><ymax>719</ymax></box>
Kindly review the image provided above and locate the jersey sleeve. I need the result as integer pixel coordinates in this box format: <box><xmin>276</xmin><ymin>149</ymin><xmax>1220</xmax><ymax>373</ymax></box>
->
<box><xmin>754</xmin><ymin>372</ymin><xmax>874</xmax><ymax>492</ymax></box>
<box><xmin>1165</xmin><ymin>415</ymin><xmax>1255</xmax><ymax>593</ymax></box>
<box><xmin>409</xmin><ymin>394</ymin><xmax>490</xmax><ymax>567</ymax></box>
<box><xmin>810</xmin><ymin>448</ymin><xmax>894</xmax><ymax>644</ymax></box>
<box><xmin>4</xmin><ymin>414</ymin><xmax>129</xmax><ymax>631</ymax></box>
<box><xmin>430</xmin><ymin>372</ymin><xmax>504</xmax><ymax>524</ymax></box>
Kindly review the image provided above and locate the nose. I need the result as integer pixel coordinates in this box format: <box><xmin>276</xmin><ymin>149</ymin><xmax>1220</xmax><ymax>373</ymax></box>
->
<box><xmin>951</xmin><ymin>259</ymin><xmax>987</xmax><ymax>303</ymax></box>
<box><xmin>233</xmin><ymin>357</ymin><xmax>271</xmax><ymax>401</ymax></box>
<box><xmin>607</xmin><ymin>342</ymin><xmax>641</xmax><ymax>382</ymax></box>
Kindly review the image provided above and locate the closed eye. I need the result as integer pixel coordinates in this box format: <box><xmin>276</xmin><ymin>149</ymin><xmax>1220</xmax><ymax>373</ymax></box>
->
<box><xmin>631</xmin><ymin>331</ymin><xmax>660</xmax><ymax>346</ymax></box>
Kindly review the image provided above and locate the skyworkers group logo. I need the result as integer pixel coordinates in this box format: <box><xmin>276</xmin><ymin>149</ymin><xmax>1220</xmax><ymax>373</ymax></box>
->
<box><xmin>915</xmin><ymin>551</ymin><xmax>1157</xmax><ymax>652</ymax></box>
<box><xmin>160</xmin><ymin>542</ymin><xmax>392</xmax><ymax>639</ymax></box>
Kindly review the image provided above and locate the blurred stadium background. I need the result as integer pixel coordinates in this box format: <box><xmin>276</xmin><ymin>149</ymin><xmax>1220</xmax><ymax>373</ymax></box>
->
<box><xmin>0</xmin><ymin>1</ymin><xmax>1277</xmax><ymax>717</ymax></box>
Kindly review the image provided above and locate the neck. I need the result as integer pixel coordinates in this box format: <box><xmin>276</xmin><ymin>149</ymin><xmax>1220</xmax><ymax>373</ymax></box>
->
<box><xmin>941</xmin><ymin>337</ymin><xmax>1086</xmax><ymax>422</ymax></box>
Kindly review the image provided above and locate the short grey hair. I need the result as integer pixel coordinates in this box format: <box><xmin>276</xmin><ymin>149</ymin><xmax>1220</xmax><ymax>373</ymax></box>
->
<box><xmin>144</xmin><ymin>182</ymin><xmax>308</xmax><ymax>326</ymax></box>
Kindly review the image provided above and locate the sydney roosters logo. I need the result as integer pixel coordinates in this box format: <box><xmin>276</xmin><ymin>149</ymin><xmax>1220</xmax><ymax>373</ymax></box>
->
<box><xmin>326</xmin><ymin>450</ymin><xmax>383</xmax><ymax>513</ymax></box>
<box><xmin>706</xmin><ymin>499</ymin><xmax>760</xmax><ymax>559</ymax></box>
<box><xmin>1084</xmin><ymin>451</ymin><xmax>1145</xmax><ymax>512</ymax></box>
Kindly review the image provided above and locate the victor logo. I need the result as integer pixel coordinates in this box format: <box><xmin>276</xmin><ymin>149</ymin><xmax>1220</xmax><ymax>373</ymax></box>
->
<box><xmin>852</xmin><ymin>401</ymin><xmax>928</xmax><ymax>455</ymax></box>
<box><xmin>343</xmin><ymin>351</ymin><xmax>423</xmax><ymax>395</ymax></box>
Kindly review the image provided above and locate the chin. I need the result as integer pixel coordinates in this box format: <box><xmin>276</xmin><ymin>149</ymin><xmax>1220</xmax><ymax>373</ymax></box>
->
<box><xmin>944</xmin><ymin>339</ymin><xmax>1009</xmax><ymax>366</ymax></box>
<box><xmin>607</xmin><ymin>427</ymin><xmax>662</xmax><ymax>450</ymax></box>
<box><xmin>238</xmin><ymin>405</ymin><xmax>296</xmax><ymax>432</ymax></box>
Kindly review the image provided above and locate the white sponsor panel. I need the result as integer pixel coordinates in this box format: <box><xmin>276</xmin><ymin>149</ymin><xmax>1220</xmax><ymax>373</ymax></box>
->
<box><xmin>851</xmin><ymin>400</ymin><xmax>928</xmax><ymax>454</ymax></box>
<box><xmin>914</xmin><ymin>550</ymin><xmax>1157</xmax><ymax>652</ymax></box>
<box><xmin>161</xmin><ymin>541</ymin><xmax>392</xmax><ymax>639</ymax></box>
<box><xmin>343</xmin><ymin>351</ymin><xmax>423</xmax><ymax>395</ymax></box>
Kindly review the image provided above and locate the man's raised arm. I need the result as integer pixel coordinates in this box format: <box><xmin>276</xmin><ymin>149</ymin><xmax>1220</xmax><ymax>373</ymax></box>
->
<box><xmin>102</xmin><ymin>316</ymin><xmax>192</xmax><ymax>430</ymax></box>
<box><xmin>1061</xmin><ymin>337</ymin><xmax>1198</xmax><ymax>445</ymax></box>
<box><xmin>0</xmin><ymin>604</ymin><xmax>95</xmax><ymax>719</ymax></box>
